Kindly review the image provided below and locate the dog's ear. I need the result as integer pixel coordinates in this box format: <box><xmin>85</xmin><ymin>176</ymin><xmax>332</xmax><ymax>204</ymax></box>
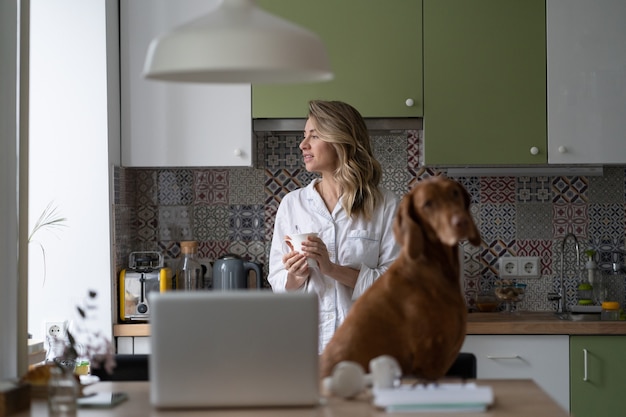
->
<box><xmin>457</xmin><ymin>183</ymin><xmax>482</xmax><ymax>246</ymax></box>
<box><xmin>459</xmin><ymin>182</ymin><xmax>472</xmax><ymax>210</ymax></box>
<box><xmin>466</xmin><ymin>218</ymin><xmax>482</xmax><ymax>246</ymax></box>
<box><xmin>393</xmin><ymin>192</ymin><xmax>425</xmax><ymax>259</ymax></box>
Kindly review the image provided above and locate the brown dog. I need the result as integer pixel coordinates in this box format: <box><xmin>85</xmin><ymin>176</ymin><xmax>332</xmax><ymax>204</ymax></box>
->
<box><xmin>320</xmin><ymin>176</ymin><xmax>481</xmax><ymax>381</ymax></box>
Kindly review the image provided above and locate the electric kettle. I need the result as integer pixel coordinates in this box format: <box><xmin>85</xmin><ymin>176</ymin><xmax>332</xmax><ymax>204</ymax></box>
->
<box><xmin>212</xmin><ymin>253</ymin><xmax>263</xmax><ymax>290</ymax></box>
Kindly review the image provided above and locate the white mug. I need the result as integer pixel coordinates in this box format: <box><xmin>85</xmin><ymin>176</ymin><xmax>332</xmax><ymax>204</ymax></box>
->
<box><xmin>285</xmin><ymin>233</ymin><xmax>318</xmax><ymax>268</ymax></box>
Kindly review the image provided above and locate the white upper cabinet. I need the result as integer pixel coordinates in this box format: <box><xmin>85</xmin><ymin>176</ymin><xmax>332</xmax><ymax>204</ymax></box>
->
<box><xmin>120</xmin><ymin>0</ymin><xmax>252</xmax><ymax>167</ymax></box>
<box><xmin>547</xmin><ymin>0</ymin><xmax>626</xmax><ymax>164</ymax></box>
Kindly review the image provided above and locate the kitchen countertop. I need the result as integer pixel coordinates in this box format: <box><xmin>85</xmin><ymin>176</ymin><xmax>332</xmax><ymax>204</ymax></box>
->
<box><xmin>15</xmin><ymin>379</ymin><xmax>569</xmax><ymax>417</ymax></box>
<box><xmin>466</xmin><ymin>311</ymin><xmax>626</xmax><ymax>335</ymax></box>
<box><xmin>114</xmin><ymin>311</ymin><xmax>626</xmax><ymax>337</ymax></box>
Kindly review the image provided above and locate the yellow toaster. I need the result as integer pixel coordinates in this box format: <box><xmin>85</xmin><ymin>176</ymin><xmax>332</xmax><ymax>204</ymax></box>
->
<box><xmin>119</xmin><ymin>251</ymin><xmax>171</xmax><ymax>322</ymax></box>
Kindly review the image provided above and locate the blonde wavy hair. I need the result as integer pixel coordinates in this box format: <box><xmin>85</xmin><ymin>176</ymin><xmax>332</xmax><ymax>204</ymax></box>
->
<box><xmin>307</xmin><ymin>100</ymin><xmax>382</xmax><ymax>220</ymax></box>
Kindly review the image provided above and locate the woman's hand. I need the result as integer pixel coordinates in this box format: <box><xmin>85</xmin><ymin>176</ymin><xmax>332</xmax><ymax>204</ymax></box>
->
<box><xmin>301</xmin><ymin>236</ymin><xmax>332</xmax><ymax>274</ymax></box>
<box><xmin>282</xmin><ymin>250</ymin><xmax>310</xmax><ymax>289</ymax></box>
<box><xmin>302</xmin><ymin>236</ymin><xmax>359</xmax><ymax>288</ymax></box>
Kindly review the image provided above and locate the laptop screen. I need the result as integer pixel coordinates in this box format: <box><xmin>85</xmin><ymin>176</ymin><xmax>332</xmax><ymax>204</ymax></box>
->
<box><xmin>149</xmin><ymin>291</ymin><xmax>320</xmax><ymax>408</ymax></box>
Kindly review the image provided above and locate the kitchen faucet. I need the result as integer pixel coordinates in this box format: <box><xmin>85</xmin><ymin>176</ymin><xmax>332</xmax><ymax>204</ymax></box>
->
<box><xmin>548</xmin><ymin>233</ymin><xmax>580</xmax><ymax>313</ymax></box>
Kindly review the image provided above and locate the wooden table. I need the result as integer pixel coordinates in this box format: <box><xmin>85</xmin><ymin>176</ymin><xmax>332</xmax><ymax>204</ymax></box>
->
<box><xmin>16</xmin><ymin>379</ymin><xmax>568</xmax><ymax>417</ymax></box>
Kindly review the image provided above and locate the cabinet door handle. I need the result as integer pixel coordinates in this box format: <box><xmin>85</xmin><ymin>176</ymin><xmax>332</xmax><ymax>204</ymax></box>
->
<box><xmin>486</xmin><ymin>355</ymin><xmax>520</xmax><ymax>360</ymax></box>
<box><xmin>583</xmin><ymin>348</ymin><xmax>589</xmax><ymax>382</ymax></box>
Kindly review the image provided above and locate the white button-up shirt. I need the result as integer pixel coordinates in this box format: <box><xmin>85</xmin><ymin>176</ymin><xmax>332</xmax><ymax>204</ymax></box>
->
<box><xmin>268</xmin><ymin>179</ymin><xmax>401</xmax><ymax>353</ymax></box>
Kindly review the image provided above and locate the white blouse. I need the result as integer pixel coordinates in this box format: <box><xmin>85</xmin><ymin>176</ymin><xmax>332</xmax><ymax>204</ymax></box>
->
<box><xmin>268</xmin><ymin>179</ymin><xmax>401</xmax><ymax>353</ymax></box>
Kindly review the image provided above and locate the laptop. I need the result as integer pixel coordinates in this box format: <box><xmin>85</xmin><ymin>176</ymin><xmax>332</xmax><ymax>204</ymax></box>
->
<box><xmin>149</xmin><ymin>291</ymin><xmax>320</xmax><ymax>408</ymax></box>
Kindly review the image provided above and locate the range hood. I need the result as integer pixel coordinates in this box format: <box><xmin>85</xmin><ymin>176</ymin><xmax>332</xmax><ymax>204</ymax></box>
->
<box><xmin>253</xmin><ymin>118</ymin><xmax>422</xmax><ymax>132</ymax></box>
<box><xmin>253</xmin><ymin>119</ymin><xmax>604</xmax><ymax>177</ymax></box>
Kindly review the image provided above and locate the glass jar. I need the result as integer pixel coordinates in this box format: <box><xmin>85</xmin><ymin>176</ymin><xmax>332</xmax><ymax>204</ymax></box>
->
<box><xmin>601</xmin><ymin>301</ymin><xmax>620</xmax><ymax>321</ymax></box>
<box><xmin>175</xmin><ymin>241</ymin><xmax>203</xmax><ymax>290</ymax></box>
<box><xmin>475</xmin><ymin>290</ymin><xmax>500</xmax><ymax>312</ymax></box>
<box><xmin>48</xmin><ymin>365</ymin><xmax>79</xmax><ymax>414</ymax></box>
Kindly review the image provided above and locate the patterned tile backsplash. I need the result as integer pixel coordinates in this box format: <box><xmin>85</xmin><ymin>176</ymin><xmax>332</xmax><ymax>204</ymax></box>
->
<box><xmin>113</xmin><ymin>129</ymin><xmax>626</xmax><ymax>314</ymax></box>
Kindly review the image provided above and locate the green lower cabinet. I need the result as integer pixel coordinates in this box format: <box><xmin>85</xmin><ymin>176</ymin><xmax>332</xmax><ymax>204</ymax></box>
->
<box><xmin>570</xmin><ymin>336</ymin><xmax>626</xmax><ymax>416</ymax></box>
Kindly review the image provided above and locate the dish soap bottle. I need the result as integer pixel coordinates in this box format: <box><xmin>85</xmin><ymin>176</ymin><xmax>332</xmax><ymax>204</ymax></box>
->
<box><xmin>176</xmin><ymin>241</ymin><xmax>203</xmax><ymax>290</ymax></box>
<box><xmin>585</xmin><ymin>249</ymin><xmax>605</xmax><ymax>304</ymax></box>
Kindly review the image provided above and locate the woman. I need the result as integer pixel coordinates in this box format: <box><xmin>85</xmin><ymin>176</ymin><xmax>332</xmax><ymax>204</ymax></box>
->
<box><xmin>267</xmin><ymin>100</ymin><xmax>400</xmax><ymax>353</ymax></box>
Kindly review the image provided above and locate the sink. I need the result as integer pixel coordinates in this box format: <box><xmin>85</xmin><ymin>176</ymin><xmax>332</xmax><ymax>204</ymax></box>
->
<box><xmin>554</xmin><ymin>312</ymin><xmax>601</xmax><ymax>322</ymax></box>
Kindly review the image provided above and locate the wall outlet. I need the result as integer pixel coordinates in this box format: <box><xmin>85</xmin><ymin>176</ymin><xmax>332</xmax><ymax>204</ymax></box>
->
<box><xmin>519</xmin><ymin>256</ymin><xmax>540</xmax><ymax>278</ymax></box>
<box><xmin>498</xmin><ymin>257</ymin><xmax>519</xmax><ymax>277</ymax></box>
<box><xmin>498</xmin><ymin>256</ymin><xmax>541</xmax><ymax>278</ymax></box>
<box><xmin>45</xmin><ymin>321</ymin><xmax>67</xmax><ymax>340</ymax></box>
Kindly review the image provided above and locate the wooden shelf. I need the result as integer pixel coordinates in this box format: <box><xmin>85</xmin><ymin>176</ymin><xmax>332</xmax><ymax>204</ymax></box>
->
<box><xmin>113</xmin><ymin>324</ymin><xmax>150</xmax><ymax>337</ymax></box>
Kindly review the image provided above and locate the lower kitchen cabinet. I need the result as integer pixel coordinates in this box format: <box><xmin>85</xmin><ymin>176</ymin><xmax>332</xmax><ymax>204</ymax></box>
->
<box><xmin>461</xmin><ymin>335</ymin><xmax>569</xmax><ymax>412</ymax></box>
<box><xmin>570</xmin><ymin>335</ymin><xmax>626</xmax><ymax>417</ymax></box>
<box><xmin>117</xmin><ymin>336</ymin><xmax>151</xmax><ymax>355</ymax></box>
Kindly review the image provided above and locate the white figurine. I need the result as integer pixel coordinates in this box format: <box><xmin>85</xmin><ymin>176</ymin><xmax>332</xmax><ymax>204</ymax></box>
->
<box><xmin>323</xmin><ymin>355</ymin><xmax>402</xmax><ymax>398</ymax></box>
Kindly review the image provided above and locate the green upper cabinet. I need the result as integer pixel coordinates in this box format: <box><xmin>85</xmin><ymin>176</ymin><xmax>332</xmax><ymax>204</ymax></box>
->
<box><xmin>253</xmin><ymin>0</ymin><xmax>422</xmax><ymax>118</ymax></box>
<box><xmin>570</xmin><ymin>336</ymin><xmax>626</xmax><ymax>417</ymax></box>
<box><xmin>423</xmin><ymin>0</ymin><xmax>547</xmax><ymax>165</ymax></box>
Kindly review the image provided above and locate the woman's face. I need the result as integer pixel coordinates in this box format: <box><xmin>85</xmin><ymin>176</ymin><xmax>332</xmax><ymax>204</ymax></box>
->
<box><xmin>300</xmin><ymin>117</ymin><xmax>338</xmax><ymax>174</ymax></box>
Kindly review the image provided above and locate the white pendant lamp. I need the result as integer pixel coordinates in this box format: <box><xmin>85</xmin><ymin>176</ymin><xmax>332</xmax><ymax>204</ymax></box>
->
<box><xmin>143</xmin><ymin>0</ymin><xmax>334</xmax><ymax>84</ymax></box>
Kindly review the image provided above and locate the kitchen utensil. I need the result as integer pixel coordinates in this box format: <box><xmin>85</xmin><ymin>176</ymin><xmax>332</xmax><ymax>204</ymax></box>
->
<box><xmin>212</xmin><ymin>254</ymin><xmax>262</xmax><ymax>290</ymax></box>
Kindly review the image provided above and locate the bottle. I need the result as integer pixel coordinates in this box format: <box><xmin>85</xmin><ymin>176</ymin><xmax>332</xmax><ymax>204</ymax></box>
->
<box><xmin>601</xmin><ymin>301</ymin><xmax>620</xmax><ymax>321</ymax></box>
<box><xmin>175</xmin><ymin>241</ymin><xmax>203</xmax><ymax>290</ymax></box>
<box><xmin>584</xmin><ymin>249</ymin><xmax>605</xmax><ymax>304</ymax></box>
